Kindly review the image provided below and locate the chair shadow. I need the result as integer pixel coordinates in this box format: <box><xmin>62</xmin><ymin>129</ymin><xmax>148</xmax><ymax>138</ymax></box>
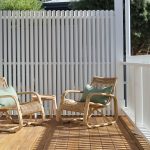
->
<box><xmin>32</xmin><ymin>116</ymin><xmax>149</xmax><ymax>150</ymax></box>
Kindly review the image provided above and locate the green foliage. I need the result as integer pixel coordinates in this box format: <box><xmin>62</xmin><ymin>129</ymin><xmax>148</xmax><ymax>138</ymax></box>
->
<box><xmin>0</xmin><ymin>0</ymin><xmax>42</xmax><ymax>10</ymax></box>
<box><xmin>71</xmin><ymin>0</ymin><xmax>114</xmax><ymax>10</ymax></box>
<box><xmin>72</xmin><ymin>0</ymin><xmax>150</xmax><ymax>55</ymax></box>
<box><xmin>131</xmin><ymin>0</ymin><xmax>150</xmax><ymax>55</ymax></box>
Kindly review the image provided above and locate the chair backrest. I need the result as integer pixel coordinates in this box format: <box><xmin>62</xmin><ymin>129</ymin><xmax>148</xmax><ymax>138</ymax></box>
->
<box><xmin>0</xmin><ymin>77</ymin><xmax>8</xmax><ymax>88</ymax></box>
<box><xmin>90</xmin><ymin>76</ymin><xmax>117</xmax><ymax>94</ymax></box>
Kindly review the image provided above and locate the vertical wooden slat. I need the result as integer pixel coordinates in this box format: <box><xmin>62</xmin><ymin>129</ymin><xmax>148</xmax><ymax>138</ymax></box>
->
<box><xmin>69</xmin><ymin>11</ymin><xmax>75</xmax><ymax>112</ymax></box>
<box><xmin>60</xmin><ymin>11</ymin><xmax>65</xmax><ymax>100</ymax></box>
<box><xmin>16</xmin><ymin>11</ymin><xmax>21</xmax><ymax>92</ymax></box>
<box><xmin>29</xmin><ymin>11</ymin><xmax>34</xmax><ymax>92</ymax></box>
<box><xmin>134</xmin><ymin>66</ymin><xmax>143</xmax><ymax>126</ymax></box>
<box><xmin>3</xmin><ymin>11</ymin><xmax>8</xmax><ymax>83</ymax></box>
<box><xmin>25</xmin><ymin>11</ymin><xmax>30</xmax><ymax>100</ymax></box>
<box><xmin>43</xmin><ymin>11</ymin><xmax>48</xmax><ymax>95</ymax></box>
<box><xmin>60</xmin><ymin>11</ymin><xmax>66</xmax><ymax>114</ymax></box>
<box><xmin>105</xmin><ymin>11</ymin><xmax>110</xmax><ymax>77</ymax></box>
<box><xmin>110</xmin><ymin>11</ymin><xmax>115</xmax><ymax>77</ymax></box>
<box><xmin>143</xmin><ymin>67</ymin><xmax>150</xmax><ymax>129</ymax></box>
<box><xmin>73</xmin><ymin>11</ymin><xmax>79</xmax><ymax>115</ymax></box>
<box><xmin>78</xmin><ymin>11</ymin><xmax>83</xmax><ymax>89</ymax></box>
<box><xmin>12</xmin><ymin>11</ymin><xmax>17</xmax><ymax>89</ymax></box>
<box><xmin>87</xmin><ymin>11</ymin><xmax>92</xmax><ymax>81</ymax></box>
<box><xmin>110</xmin><ymin>11</ymin><xmax>115</xmax><ymax>115</ymax></box>
<box><xmin>34</xmin><ymin>11</ymin><xmax>39</xmax><ymax>93</ymax></box>
<box><xmin>100</xmin><ymin>11</ymin><xmax>106</xmax><ymax>115</ymax></box>
<box><xmin>7</xmin><ymin>11</ymin><xmax>12</xmax><ymax>84</ymax></box>
<box><xmin>105</xmin><ymin>11</ymin><xmax>110</xmax><ymax>115</ymax></box>
<box><xmin>100</xmin><ymin>11</ymin><xmax>105</xmax><ymax>76</ymax></box>
<box><xmin>65</xmin><ymin>11</ymin><xmax>70</xmax><ymax>91</ymax></box>
<box><xmin>96</xmin><ymin>11</ymin><xmax>101</xmax><ymax>76</ymax></box>
<box><xmin>0</xmin><ymin>11</ymin><xmax>2</xmax><ymax>76</ymax></box>
<box><xmin>52</xmin><ymin>11</ymin><xmax>56</xmax><ymax>96</ymax></box>
<box><xmin>39</xmin><ymin>11</ymin><xmax>43</xmax><ymax>94</ymax></box>
<box><xmin>21</xmin><ymin>11</ymin><xmax>25</xmax><ymax>102</ymax></box>
<box><xmin>56</xmin><ymin>11</ymin><xmax>61</xmax><ymax>105</ymax></box>
<box><xmin>83</xmin><ymin>11</ymin><xmax>88</xmax><ymax>85</ymax></box>
<box><xmin>127</xmin><ymin>65</ymin><xmax>135</xmax><ymax>113</ymax></box>
<box><xmin>91</xmin><ymin>11</ymin><xmax>96</xmax><ymax>76</ymax></box>
<box><xmin>70</xmin><ymin>11</ymin><xmax>74</xmax><ymax>90</ymax></box>
<box><xmin>47</xmin><ymin>11</ymin><xmax>53</xmax><ymax>114</ymax></box>
<box><xmin>42</xmin><ymin>11</ymin><xmax>48</xmax><ymax>114</ymax></box>
<box><xmin>65</xmin><ymin>11</ymin><xmax>70</xmax><ymax>115</ymax></box>
<box><xmin>74</xmin><ymin>10</ymin><xmax>79</xmax><ymax>96</ymax></box>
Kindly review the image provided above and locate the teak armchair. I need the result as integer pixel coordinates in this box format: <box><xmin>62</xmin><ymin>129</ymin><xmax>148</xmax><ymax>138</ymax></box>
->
<box><xmin>56</xmin><ymin>76</ymin><xmax>118</xmax><ymax>128</ymax></box>
<box><xmin>0</xmin><ymin>77</ymin><xmax>45</xmax><ymax>133</ymax></box>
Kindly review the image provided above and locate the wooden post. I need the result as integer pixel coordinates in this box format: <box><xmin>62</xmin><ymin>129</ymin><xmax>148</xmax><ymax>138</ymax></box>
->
<box><xmin>114</xmin><ymin>0</ymin><xmax>124</xmax><ymax>113</ymax></box>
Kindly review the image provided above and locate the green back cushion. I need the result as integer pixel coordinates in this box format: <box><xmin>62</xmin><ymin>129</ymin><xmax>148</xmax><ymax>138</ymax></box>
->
<box><xmin>80</xmin><ymin>84</ymin><xmax>113</xmax><ymax>104</ymax></box>
<box><xmin>0</xmin><ymin>86</ymin><xmax>17</xmax><ymax>108</ymax></box>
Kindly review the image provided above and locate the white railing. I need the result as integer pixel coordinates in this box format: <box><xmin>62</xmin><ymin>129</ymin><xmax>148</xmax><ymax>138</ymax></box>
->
<box><xmin>123</xmin><ymin>56</ymin><xmax>150</xmax><ymax>141</ymax></box>
<box><xmin>0</xmin><ymin>10</ymin><xmax>117</xmax><ymax>115</ymax></box>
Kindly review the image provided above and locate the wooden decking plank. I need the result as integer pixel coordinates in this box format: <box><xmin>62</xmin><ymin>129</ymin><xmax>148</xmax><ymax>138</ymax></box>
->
<box><xmin>55</xmin><ymin>125</ymin><xmax>69</xmax><ymax>149</ymax></box>
<box><xmin>0</xmin><ymin>127</ymin><xmax>28</xmax><ymax>149</ymax></box>
<box><xmin>21</xmin><ymin>126</ymin><xmax>45</xmax><ymax>149</ymax></box>
<box><xmin>32</xmin><ymin>119</ymin><xmax>59</xmax><ymax>150</ymax></box>
<box><xmin>88</xmin><ymin>117</ymin><xmax>102</xmax><ymax>149</ymax></box>
<box><xmin>96</xmin><ymin>116</ymin><xmax>116</xmax><ymax>149</ymax></box>
<box><xmin>67</xmin><ymin>124</ymin><xmax>80</xmax><ymax>150</ymax></box>
<box><xmin>0</xmin><ymin>116</ymin><xmax>149</xmax><ymax>149</ymax></box>
<box><xmin>104</xmin><ymin>116</ymin><xmax>127</xmax><ymax>149</ymax></box>
<box><xmin>116</xmin><ymin>117</ymin><xmax>141</xmax><ymax>150</ymax></box>
<box><xmin>78</xmin><ymin>125</ymin><xmax>90</xmax><ymax>150</ymax></box>
<box><xmin>119</xmin><ymin>116</ymin><xmax>150</xmax><ymax>150</ymax></box>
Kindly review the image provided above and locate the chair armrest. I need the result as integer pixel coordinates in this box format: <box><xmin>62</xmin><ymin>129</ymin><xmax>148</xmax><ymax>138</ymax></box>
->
<box><xmin>62</xmin><ymin>90</ymin><xmax>82</xmax><ymax>98</ymax></box>
<box><xmin>17</xmin><ymin>91</ymin><xmax>39</xmax><ymax>96</ymax></box>
<box><xmin>17</xmin><ymin>92</ymin><xmax>43</xmax><ymax>104</ymax></box>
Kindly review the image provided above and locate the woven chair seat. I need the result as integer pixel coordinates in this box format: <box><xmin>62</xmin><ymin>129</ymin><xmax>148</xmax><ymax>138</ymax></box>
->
<box><xmin>62</xmin><ymin>99</ymin><xmax>85</xmax><ymax>113</ymax></box>
<box><xmin>20</xmin><ymin>101</ymin><xmax>42</xmax><ymax>116</ymax></box>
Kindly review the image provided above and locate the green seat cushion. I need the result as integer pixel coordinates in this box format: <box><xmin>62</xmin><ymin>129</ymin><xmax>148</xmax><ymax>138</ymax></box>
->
<box><xmin>0</xmin><ymin>86</ymin><xmax>17</xmax><ymax>108</ymax></box>
<box><xmin>80</xmin><ymin>84</ymin><xmax>113</xmax><ymax>104</ymax></box>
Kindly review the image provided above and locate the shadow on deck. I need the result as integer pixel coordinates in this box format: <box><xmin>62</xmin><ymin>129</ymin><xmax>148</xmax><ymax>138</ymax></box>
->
<box><xmin>0</xmin><ymin>116</ymin><xmax>150</xmax><ymax>150</ymax></box>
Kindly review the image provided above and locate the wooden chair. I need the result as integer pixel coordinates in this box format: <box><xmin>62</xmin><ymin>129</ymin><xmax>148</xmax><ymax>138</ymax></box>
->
<box><xmin>0</xmin><ymin>77</ymin><xmax>45</xmax><ymax>133</ymax></box>
<box><xmin>56</xmin><ymin>76</ymin><xmax>118</xmax><ymax>128</ymax></box>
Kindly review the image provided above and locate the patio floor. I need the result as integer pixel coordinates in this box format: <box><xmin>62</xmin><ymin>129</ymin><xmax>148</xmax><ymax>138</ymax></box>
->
<box><xmin>0</xmin><ymin>116</ymin><xmax>149</xmax><ymax>150</ymax></box>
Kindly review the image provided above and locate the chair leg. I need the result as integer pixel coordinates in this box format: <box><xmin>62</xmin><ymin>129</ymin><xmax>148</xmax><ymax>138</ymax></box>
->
<box><xmin>56</xmin><ymin>107</ymin><xmax>62</xmax><ymax>122</ymax></box>
<box><xmin>85</xmin><ymin>98</ymin><xmax>118</xmax><ymax>128</ymax></box>
<box><xmin>16</xmin><ymin>105</ymin><xmax>23</xmax><ymax>130</ymax></box>
<box><xmin>83</xmin><ymin>102</ymin><xmax>90</xmax><ymax>127</ymax></box>
<box><xmin>41</xmin><ymin>109</ymin><xmax>46</xmax><ymax>120</ymax></box>
<box><xmin>0</xmin><ymin>109</ymin><xmax>23</xmax><ymax>133</ymax></box>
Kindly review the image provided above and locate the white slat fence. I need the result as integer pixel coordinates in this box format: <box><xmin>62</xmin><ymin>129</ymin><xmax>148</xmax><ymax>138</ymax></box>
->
<box><xmin>0</xmin><ymin>10</ymin><xmax>116</xmax><ymax>115</ymax></box>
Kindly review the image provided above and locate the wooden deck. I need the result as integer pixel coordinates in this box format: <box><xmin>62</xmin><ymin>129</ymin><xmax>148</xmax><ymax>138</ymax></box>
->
<box><xmin>0</xmin><ymin>116</ymin><xmax>150</xmax><ymax>150</ymax></box>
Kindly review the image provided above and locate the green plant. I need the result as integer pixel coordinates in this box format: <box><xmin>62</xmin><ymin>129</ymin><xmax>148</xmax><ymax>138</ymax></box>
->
<box><xmin>71</xmin><ymin>0</ymin><xmax>150</xmax><ymax>55</ymax></box>
<box><xmin>131</xmin><ymin>0</ymin><xmax>150</xmax><ymax>55</ymax></box>
<box><xmin>0</xmin><ymin>0</ymin><xmax>42</xmax><ymax>10</ymax></box>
